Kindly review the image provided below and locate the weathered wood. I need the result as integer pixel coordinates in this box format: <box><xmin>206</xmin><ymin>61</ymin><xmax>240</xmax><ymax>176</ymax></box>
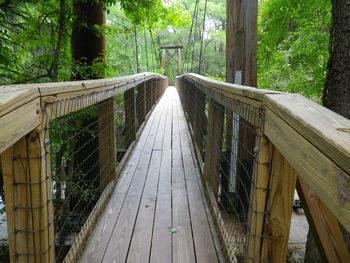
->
<box><xmin>0</xmin><ymin>98</ymin><xmax>41</xmax><ymax>153</ymax></box>
<box><xmin>136</xmin><ymin>83</ymin><xmax>146</xmax><ymax>125</ymax></box>
<box><xmin>264</xmin><ymin>108</ymin><xmax>350</xmax><ymax>232</ymax></box>
<box><xmin>261</xmin><ymin>148</ymin><xmax>297</xmax><ymax>262</ymax></box>
<box><xmin>193</xmin><ymin>89</ymin><xmax>206</xmax><ymax>154</ymax></box>
<box><xmin>177</xmin><ymin>97</ymin><xmax>220</xmax><ymax>263</ymax></box>
<box><xmin>1</xmin><ymin>129</ymin><xmax>54</xmax><ymax>263</ymax></box>
<box><xmin>124</xmin><ymin>88</ymin><xmax>137</xmax><ymax>147</ymax></box>
<box><xmin>0</xmin><ymin>87</ymin><xmax>39</xmax><ymax>118</ymax></box>
<box><xmin>145</xmin><ymin>81</ymin><xmax>152</xmax><ymax>114</ymax></box>
<box><xmin>265</xmin><ymin>93</ymin><xmax>350</xmax><ymax>176</ymax></box>
<box><xmin>296</xmin><ymin>176</ymin><xmax>350</xmax><ymax>263</ymax></box>
<box><xmin>182</xmin><ymin>73</ymin><xmax>280</xmax><ymax>102</ymax></box>
<box><xmin>203</xmin><ymin>99</ymin><xmax>225</xmax><ymax>199</ymax></box>
<box><xmin>98</xmin><ymin>98</ymin><xmax>117</xmax><ymax>189</ymax></box>
<box><xmin>78</xmin><ymin>90</ymin><xmax>165</xmax><ymax>262</ymax></box>
<box><xmin>246</xmin><ymin>136</ymin><xmax>273</xmax><ymax>263</ymax></box>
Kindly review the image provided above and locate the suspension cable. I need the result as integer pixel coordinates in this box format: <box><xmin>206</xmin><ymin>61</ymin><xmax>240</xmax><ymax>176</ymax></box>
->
<box><xmin>198</xmin><ymin>0</ymin><xmax>208</xmax><ymax>75</ymax></box>
<box><xmin>184</xmin><ymin>0</ymin><xmax>199</xmax><ymax>73</ymax></box>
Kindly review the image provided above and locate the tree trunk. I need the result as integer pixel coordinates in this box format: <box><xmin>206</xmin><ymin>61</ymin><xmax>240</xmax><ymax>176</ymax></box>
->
<box><xmin>322</xmin><ymin>0</ymin><xmax>350</xmax><ymax>119</ymax></box>
<box><xmin>306</xmin><ymin>1</ymin><xmax>350</xmax><ymax>262</ymax></box>
<box><xmin>72</xmin><ymin>0</ymin><xmax>105</xmax><ymax>80</ymax></box>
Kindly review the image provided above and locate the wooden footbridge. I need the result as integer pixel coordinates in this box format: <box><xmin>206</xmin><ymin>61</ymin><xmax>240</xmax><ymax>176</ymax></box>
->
<box><xmin>1</xmin><ymin>73</ymin><xmax>350</xmax><ymax>263</ymax></box>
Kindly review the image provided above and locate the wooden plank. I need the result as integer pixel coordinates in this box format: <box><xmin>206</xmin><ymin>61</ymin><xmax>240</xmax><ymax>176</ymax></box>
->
<box><xmin>27</xmin><ymin>129</ymin><xmax>54</xmax><ymax>262</ymax></box>
<box><xmin>0</xmin><ymin>87</ymin><xmax>39</xmax><ymax>117</ymax></box>
<box><xmin>98</xmin><ymin>98</ymin><xmax>117</xmax><ymax>189</ymax></box>
<box><xmin>264</xmin><ymin>108</ymin><xmax>350</xmax><ymax>232</ymax></box>
<box><xmin>296</xmin><ymin>176</ymin><xmax>350</xmax><ymax>263</ymax></box>
<box><xmin>246</xmin><ymin>136</ymin><xmax>273</xmax><ymax>263</ymax></box>
<box><xmin>176</xmin><ymin>96</ymin><xmax>220</xmax><ymax>263</ymax></box>
<box><xmin>193</xmin><ymin>89</ymin><xmax>206</xmax><ymax>156</ymax></box>
<box><xmin>264</xmin><ymin>93</ymin><xmax>350</xmax><ymax>176</ymax></box>
<box><xmin>0</xmin><ymin>98</ymin><xmax>41</xmax><ymax>153</ymax></box>
<box><xmin>172</xmin><ymin>89</ymin><xmax>196</xmax><ymax>263</ymax></box>
<box><xmin>203</xmin><ymin>99</ymin><xmax>224</xmax><ymax>199</ymax></box>
<box><xmin>126</xmin><ymin>92</ymin><xmax>170</xmax><ymax>262</ymax></box>
<box><xmin>125</xmin><ymin>88</ymin><xmax>137</xmax><ymax>147</ymax></box>
<box><xmin>183</xmin><ymin>73</ymin><xmax>281</xmax><ymax>101</ymax></box>
<box><xmin>261</xmin><ymin>148</ymin><xmax>297</xmax><ymax>262</ymax></box>
<box><xmin>78</xmin><ymin>89</ymin><xmax>165</xmax><ymax>262</ymax></box>
<box><xmin>150</xmin><ymin>93</ymin><xmax>172</xmax><ymax>263</ymax></box>
<box><xmin>101</xmin><ymin>90</ymin><xmax>168</xmax><ymax>262</ymax></box>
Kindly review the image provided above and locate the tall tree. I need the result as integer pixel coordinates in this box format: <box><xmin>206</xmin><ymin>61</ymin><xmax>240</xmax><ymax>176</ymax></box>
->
<box><xmin>322</xmin><ymin>0</ymin><xmax>350</xmax><ymax>119</ymax></box>
<box><xmin>72</xmin><ymin>0</ymin><xmax>106</xmax><ymax>80</ymax></box>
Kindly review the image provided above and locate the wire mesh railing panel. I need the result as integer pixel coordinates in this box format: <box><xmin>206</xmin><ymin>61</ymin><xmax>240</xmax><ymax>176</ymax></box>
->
<box><xmin>178</xmin><ymin>77</ymin><xmax>269</xmax><ymax>263</ymax></box>
<box><xmin>45</xmin><ymin>78</ymin><xmax>163</xmax><ymax>262</ymax></box>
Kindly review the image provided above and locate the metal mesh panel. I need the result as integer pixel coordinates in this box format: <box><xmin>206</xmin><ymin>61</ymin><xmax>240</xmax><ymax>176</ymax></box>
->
<box><xmin>178</xmin><ymin>77</ymin><xmax>270</xmax><ymax>263</ymax></box>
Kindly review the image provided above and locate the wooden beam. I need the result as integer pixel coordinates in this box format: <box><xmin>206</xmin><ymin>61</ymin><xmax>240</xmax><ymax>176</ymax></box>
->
<box><xmin>136</xmin><ymin>83</ymin><xmax>146</xmax><ymax>125</ymax></box>
<box><xmin>296</xmin><ymin>176</ymin><xmax>350</xmax><ymax>263</ymax></box>
<box><xmin>264</xmin><ymin>93</ymin><xmax>350</xmax><ymax>176</ymax></box>
<box><xmin>261</xmin><ymin>148</ymin><xmax>297</xmax><ymax>262</ymax></box>
<box><xmin>203</xmin><ymin>99</ymin><xmax>224</xmax><ymax>199</ymax></box>
<box><xmin>264</xmin><ymin>108</ymin><xmax>350</xmax><ymax>232</ymax></box>
<box><xmin>246</xmin><ymin>136</ymin><xmax>273</xmax><ymax>263</ymax></box>
<box><xmin>1</xmin><ymin>128</ymin><xmax>55</xmax><ymax>263</ymax></box>
<box><xmin>98</xmin><ymin>98</ymin><xmax>117</xmax><ymax>189</ymax></box>
<box><xmin>0</xmin><ymin>98</ymin><xmax>41</xmax><ymax>153</ymax></box>
<box><xmin>124</xmin><ymin>88</ymin><xmax>137</xmax><ymax>147</ymax></box>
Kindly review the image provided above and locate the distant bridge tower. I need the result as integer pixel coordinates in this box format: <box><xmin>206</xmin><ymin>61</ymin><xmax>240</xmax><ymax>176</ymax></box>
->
<box><xmin>160</xmin><ymin>45</ymin><xmax>183</xmax><ymax>76</ymax></box>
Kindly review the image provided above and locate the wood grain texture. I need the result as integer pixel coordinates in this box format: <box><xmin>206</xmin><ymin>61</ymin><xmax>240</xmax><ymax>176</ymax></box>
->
<box><xmin>296</xmin><ymin>176</ymin><xmax>350</xmax><ymax>263</ymax></box>
<box><xmin>264</xmin><ymin>108</ymin><xmax>350</xmax><ymax>233</ymax></box>
<box><xmin>246</xmin><ymin>136</ymin><xmax>273</xmax><ymax>263</ymax></box>
<box><xmin>203</xmin><ymin>99</ymin><xmax>224</xmax><ymax>199</ymax></box>
<box><xmin>0</xmin><ymin>87</ymin><xmax>39</xmax><ymax>117</ymax></box>
<box><xmin>265</xmin><ymin>93</ymin><xmax>350</xmax><ymax>176</ymax></box>
<box><xmin>261</xmin><ymin>148</ymin><xmax>297</xmax><ymax>263</ymax></box>
<box><xmin>0</xmin><ymin>98</ymin><xmax>41</xmax><ymax>153</ymax></box>
<box><xmin>98</xmin><ymin>98</ymin><xmax>117</xmax><ymax>189</ymax></box>
<box><xmin>182</xmin><ymin>73</ymin><xmax>280</xmax><ymax>101</ymax></box>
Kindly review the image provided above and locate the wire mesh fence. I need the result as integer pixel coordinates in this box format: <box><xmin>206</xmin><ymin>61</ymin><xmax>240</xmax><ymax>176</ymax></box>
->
<box><xmin>0</xmin><ymin>77</ymin><xmax>162</xmax><ymax>263</ymax></box>
<box><xmin>177</xmin><ymin>76</ymin><xmax>269</xmax><ymax>263</ymax></box>
<box><xmin>45</xmin><ymin>78</ymin><xmax>163</xmax><ymax>262</ymax></box>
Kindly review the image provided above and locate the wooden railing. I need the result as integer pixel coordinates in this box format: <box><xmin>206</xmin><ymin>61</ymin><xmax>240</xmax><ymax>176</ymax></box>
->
<box><xmin>0</xmin><ymin>73</ymin><xmax>168</xmax><ymax>262</ymax></box>
<box><xmin>176</xmin><ymin>73</ymin><xmax>350</xmax><ymax>263</ymax></box>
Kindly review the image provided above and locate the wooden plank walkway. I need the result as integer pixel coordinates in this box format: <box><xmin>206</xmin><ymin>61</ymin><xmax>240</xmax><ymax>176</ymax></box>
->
<box><xmin>79</xmin><ymin>87</ymin><xmax>225</xmax><ymax>263</ymax></box>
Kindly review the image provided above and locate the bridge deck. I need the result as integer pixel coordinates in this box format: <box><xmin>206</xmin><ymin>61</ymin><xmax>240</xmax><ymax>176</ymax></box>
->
<box><xmin>79</xmin><ymin>87</ymin><xmax>225</xmax><ymax>263</ymax></box>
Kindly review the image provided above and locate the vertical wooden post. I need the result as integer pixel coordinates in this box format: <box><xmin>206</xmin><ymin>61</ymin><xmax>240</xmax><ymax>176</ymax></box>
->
<box><xmin>162</xmin><ymin>49</ymin><xmax>166</xmax><ymax>75</ymax></box>
<box><xmin>136</xmin><ymin>83</ymin><xmax>146</xmax><ymax>125</ymax></box>
<box><xmin>1</xmin><ymin>128</ymin><xmax>55</xmax><ymax>263</ymax></box>
<box><xmin>246</xmin><ymin>136</ymin><xmax>273</xmax><ymax>263</ymax></box>
<box><xmin>260</xmin><ymin>148</ymin><xmax>297</xmax><ymax>262</ymax></box>
<box><xmin>296</xmin><ymin>177</ymin><xmax>350</xmax><ymax>263</ymax></box>
<box><xmin>124</xmin><ymin>88</ymin><xmax>136</xmax><ymax>147</ymax></box>
<box><xmin>178</xmin><ymin>47</ymin><xmax>182</xmax><ymax>75</ymax></box>
<box><xmin>203</xmin><ymin>99</ymin><xmax>224</xmax><ymax>199</ymax></box>
<box><xmin>193</xmin><ymin>89</ymin><xmax>206</xmax><ymax>159</ymax></box>
<box><xmin>145</xmin><ymin>80</ymin><xmax>152</xmax><ymax>114</ymax></box>
<box><xmin>98</xmin><ymin>97</ymin><xmax>117</xmax><ymax>189</ymax></box>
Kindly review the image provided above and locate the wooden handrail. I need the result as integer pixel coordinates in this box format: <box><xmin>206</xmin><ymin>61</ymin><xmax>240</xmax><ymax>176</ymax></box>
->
<box><xmin>0</xmin><ymin>73</ymin><xmax>168</xmax><ymax>263</ymax></box>
<box><xmin>176</xmin><ymin>73</ymin><xmax>350</xmax><ymax>263</ymax></box>
<box><xmin>0</xmin><ymin>73</ymin><xmax>167</xmax><ymax>154</ymax></box>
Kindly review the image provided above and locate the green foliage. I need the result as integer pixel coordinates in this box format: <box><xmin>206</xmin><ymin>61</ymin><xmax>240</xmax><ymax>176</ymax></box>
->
<box><xmin>258</xmin><ymin>0</ymin><xmax>331</xmax><ymax>101</ymax></box>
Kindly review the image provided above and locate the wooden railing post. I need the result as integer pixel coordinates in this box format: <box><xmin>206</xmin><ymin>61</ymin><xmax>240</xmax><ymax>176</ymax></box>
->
<box><xmin>146</xmin><ymin>80</ymin><xmax>152</xmax><ymax>114</ymax></box>
<box><xmin>1</xmin><ymin>128</ymin><xmax>55</xmax><ymax>263</ymax></box>
<box><xmin>136</xmin><ymin>83</ymin><xmax>146</xmax><ymax>125</ymax></box>
<box><xmin>203</xmin><ymin>99</ymin><xmax>224</xmax><ymax>199</ymax></box>
<box><xmin>124</xmin><ymin>88</ymin><xmax>137</xmax><ymax>147</ymax></box>
<box><xmin>260</xmin><ymin>148</ymin><xmax>297</xmax><ymax>262</ymax></box>
<box><xmin>193</xmin><ymin>89</ymin><xmax>206</xmax><ymax>155</ymax></box>
<box><xmin>98</xmin><ymin>97</ymin><xmax>117</xmax><ymax>189</ymax></box>
<box><xmin>246</xmin><ymin>135</ymin><xmax>273</xmax><ymax>263</ymax></box>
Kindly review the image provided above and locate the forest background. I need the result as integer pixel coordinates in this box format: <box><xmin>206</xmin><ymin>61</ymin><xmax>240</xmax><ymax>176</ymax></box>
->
<box><xmin>0</xmin><ymin>0</ymin><xmax>331</xmax><ymax>103</ymax></box>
